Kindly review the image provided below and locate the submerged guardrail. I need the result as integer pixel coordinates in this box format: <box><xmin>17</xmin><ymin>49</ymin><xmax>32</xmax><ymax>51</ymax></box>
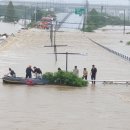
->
<box><xmin>88</xmin><ymin>80</ymin><xmax>130</xmax><ymax>85</ymax></box>
<box><xmin>56</xmin><ymin>13</ymin><xmax>72</xmax><ymax>31</ymax></box>
<box><xmin>88</xmin><ymin>38</ymin><xmax>130</xmax><ymax>62</ymax></box>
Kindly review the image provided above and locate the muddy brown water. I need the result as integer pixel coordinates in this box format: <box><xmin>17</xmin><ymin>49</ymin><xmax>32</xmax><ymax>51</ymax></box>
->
<box><xmin>0</xmin><ymin>29</ymin><xmax>130</xmax><ymax>130</ymax></box>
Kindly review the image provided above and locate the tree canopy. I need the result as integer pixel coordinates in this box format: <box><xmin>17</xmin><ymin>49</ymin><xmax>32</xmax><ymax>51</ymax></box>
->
<box><xmin>4</xmin><ymin>1</ymin><xmax>15</xmax><ymax>22</ymax></box>
<box><xmin>84</xmin><ymin>8</ymin><xmax>130</xmax><ymax>32</ymax></box>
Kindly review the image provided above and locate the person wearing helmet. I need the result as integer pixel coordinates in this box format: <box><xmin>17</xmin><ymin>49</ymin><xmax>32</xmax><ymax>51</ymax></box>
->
<box><xmin>26</xmin><ymin>65</ymin><xmax>33</xmax><ymax>78</ymax></box>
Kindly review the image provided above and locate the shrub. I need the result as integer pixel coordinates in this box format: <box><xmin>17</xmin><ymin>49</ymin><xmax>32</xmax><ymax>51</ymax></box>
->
<box><xmin>43</xmin><ymin>71</ymin><xmax>88</xmax><ymax>87</ymax></box>
<box><xmin>43</xmin><ymin>72</ymin><xmax>54</xmax><ymax>84</ymax></box>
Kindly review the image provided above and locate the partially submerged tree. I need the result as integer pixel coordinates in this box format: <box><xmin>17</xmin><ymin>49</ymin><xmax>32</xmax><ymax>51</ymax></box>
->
<box><xmin>85</xmin><ymin>9</ymin><xmax>106</xmax><ymax>32</ymax></box>
<box><xmin>4</xmin><ymin>1</ymin><xmax>15</xmax><ymax>22</ymax></box>
<box><xmin>43</xmin><ymin>71</ymin><xmax>88</xmax><ymax>87</ymax></box>
<box><xmin>84</xmin><ymin>8</ymin><xmax>130</xmax><ymax>32</ymax></box>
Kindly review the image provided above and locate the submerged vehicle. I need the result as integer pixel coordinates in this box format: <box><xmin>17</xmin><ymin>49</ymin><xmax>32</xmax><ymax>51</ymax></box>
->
<box><xmin>2</xmin><ymin>76</ymin><xmax>48</xmax><ymax>85</ymax></box>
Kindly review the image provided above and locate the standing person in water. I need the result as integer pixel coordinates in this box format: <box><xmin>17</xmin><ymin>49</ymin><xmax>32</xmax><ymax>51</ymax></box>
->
<box><xmin>73</xmin><ymin>66</ymin><xmax>79</xmax><ymax>77</ymax></box>
<box><xmin>91</xmin><ymin>65</ymin><xmax>97</xmax><ymax>84</ymax></box>
<box><xmin>82</xmin><ymin>68</ymin><xmax>88</xmax><ymax>80</ymax></box>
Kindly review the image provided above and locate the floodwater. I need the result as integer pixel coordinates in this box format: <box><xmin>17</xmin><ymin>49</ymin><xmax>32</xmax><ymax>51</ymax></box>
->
<box><xmin>59</xmin><ymin>13</ymin><xmax>84</xmax><ymax>31</ymax></box>
<box><xmin>0</xmin><ymin>84</ymin><xmax>130</xmax><ymax>130</ymax></box>
<box><xmin>94</xmin><ymin>25</ymin><xmax>130</xmax><ymax>56</ymax></box>
<box><xmin>0</xmin><ymin>28</ymin><xmax>130</xmax><ymax>130</ymax></box>
<box><xmin>0</xmin><ymin>22</ymin><xmax>22</xmax><ymax>35</ymax></box>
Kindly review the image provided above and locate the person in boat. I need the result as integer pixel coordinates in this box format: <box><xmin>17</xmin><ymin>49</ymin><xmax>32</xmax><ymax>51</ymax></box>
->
<box><xmin>8</xmin><ymin>68</ymin><xmax>16</xmax><ymax>77</ymax></box>
<box><xmin>73</xmin><ymin>66</ymin><xmax>79</xmax><ymax>77</ymax></box>
<box><xmin>26</xmin><ymin>65</ymin><xmax>33</xmax><ymax>78</ymax></box>
<box><xmin>91</xmin><ymin>65</ymin><xmax>97</xmax><ymax>84</ymax></box>
<box><xmin>2</xmin><ymin>33</ymin><xmax>8</xmax><ymax>38</ymax></box>
<box><xmin>82</xmin><ymin>68</ymin><xmax>88</xmax><ymax>80</ymax></box>
<box><xmin>33</xmin><ymin>66</ymin><xmax>42</xmax><ymax>79</ymax></box>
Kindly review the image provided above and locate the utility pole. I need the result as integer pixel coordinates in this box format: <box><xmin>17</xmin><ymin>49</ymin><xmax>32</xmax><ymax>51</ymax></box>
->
<box><xmin>66</xmin><ymin>52</ymin><xmax>68</xmax><ymax>72</ymax></box>
<box><xmin>54</xmin><ymin>21</ymin><xmax>57</xmax><ymax>62</ymax></box>
<box><xmin>124</xmin><ymin>9</ymin><xmax>126</xmax><ymax>34</ymax></box>
<box><xmin>83</xmin><ymin>0</ymin><xmax>88</xmax><ymax>31</ymax></box>
<box><xmin>45</xmin><ymin>21</ymin><xmax>67</xmax><ymax>48</ymax></box>
<box><xmin>129</xmin><ymin>0</ymin><xmax>130</xmax><ymax>21</ymax></box>
<box><xmin>34</xmin><ymin>2</ymin><xmax>37</xmax><ymax>22</ymax></box>
<box><xmin>48</xmin><ymin>52</ymin><xmax>87</xmax><ymax>72</ymax></box>
<box><xmin>50</xmin><ymin>22</ymin><xmax>53</xmax><ymax>46</ymax></box>
<box><xmin>24</xmin><ymin>3</ymin><xmax>27</xmax><ymax>27</ymax></box>
<box><xmin>101</xmin><ymin>5</ymin><xmax>103</xmax><ymax>14</ymax></box>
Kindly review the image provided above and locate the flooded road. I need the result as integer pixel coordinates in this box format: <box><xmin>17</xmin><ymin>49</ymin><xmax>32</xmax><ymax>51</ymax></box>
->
<box><xmin>0</xmin><ymin>22</ymin><xmax>22</xmax><ymax>35</ymax></box>
<box><xmin>0</xmin><ymin>29</ymin><xmax>130</xmax><ymax>130</ymax></box>
<box><xmin>93</xmin><ymin>25</ymin><xmax>130</xmax><ymax>56</ymax></box>
<box><xmin>59</xmin><ymin>13</ymin><xmax>84</xmax><ymax>31</ymax></box>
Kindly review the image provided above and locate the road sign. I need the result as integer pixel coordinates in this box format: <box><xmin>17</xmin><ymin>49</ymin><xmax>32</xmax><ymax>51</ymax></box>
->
<box><xmin>75</xmin><ymin>8</ymin><xmax>85</xmax><ymax>15</ymax></box>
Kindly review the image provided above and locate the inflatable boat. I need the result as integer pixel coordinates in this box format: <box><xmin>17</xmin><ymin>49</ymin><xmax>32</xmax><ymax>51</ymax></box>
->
<box><xmin>2</xmin><ymin>76</ymin><xmax>48</xmax><ymax>85</ymax></box>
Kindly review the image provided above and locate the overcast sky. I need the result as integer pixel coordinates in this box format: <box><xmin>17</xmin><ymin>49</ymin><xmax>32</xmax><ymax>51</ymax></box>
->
<box><xmin>10</xmin><ymin>0</ymin><xmax>130</xmax><ymax>5</ymax></box>
<box><xmin>88</xmin><ymin>0</ymin><xmax>129</xmax><ymax>5</ymax></box>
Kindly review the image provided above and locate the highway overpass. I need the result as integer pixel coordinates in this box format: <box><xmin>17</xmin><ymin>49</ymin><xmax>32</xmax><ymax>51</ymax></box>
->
<box><xmin>0</xmin><ymin>1</ymin><xmax>130</xmax><ymax>18</ymax></box>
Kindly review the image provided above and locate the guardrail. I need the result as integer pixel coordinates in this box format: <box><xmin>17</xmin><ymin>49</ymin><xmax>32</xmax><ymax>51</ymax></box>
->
<box><xmin>88</xmin><ymin>80</ymin><xmax>130</xmax><ymax>84</ymax></box>
<box><xmin>88</xmin><ymin>38</ymin><xmax>130</xmax><ymax>62</ymax></box>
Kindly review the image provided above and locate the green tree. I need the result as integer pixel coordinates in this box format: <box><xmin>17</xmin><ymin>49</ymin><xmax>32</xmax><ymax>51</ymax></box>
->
<box><xmin>85</xmin><ymin>9</ymin><xmax>106</xmax><ymax>32</ymax></box>
<box><xmin>31</xmin><ymin>9</ymin><xmax>56</xmax><ymax>23</ymax></box>
<box><xmin>0</xmin><ymin>5</ymin><xmax>6</xmax><ymax>16</ymax></box>
<box><xmin>4</xmin><ymin>1</ymin><xmax>15</xmax><ymax>22</ymax></box>
<box><xmin>43</xmin><ymin>71</ymin><xmax>88</xmax><ymax>87</ymax></box>
<box><xmin>84</xmin><ymin>8</ymin><xmax>130</xmax><ymax>32</ymax></box>
<box><xmin>31</xmin><ymin>9</ymin><xmax>43</xmax><ymax>22</ymax></box>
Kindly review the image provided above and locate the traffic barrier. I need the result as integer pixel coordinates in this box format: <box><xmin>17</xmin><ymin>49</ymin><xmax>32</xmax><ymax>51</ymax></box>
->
<box><xmin>56</xmin><ymin>13</ymin><xmax>72</xmax><ymax>30</ymax></box>
<box><xmin>88</xmin><ymin>38</ymin><xmax>130</xmax><ymax>62</ymax></box>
